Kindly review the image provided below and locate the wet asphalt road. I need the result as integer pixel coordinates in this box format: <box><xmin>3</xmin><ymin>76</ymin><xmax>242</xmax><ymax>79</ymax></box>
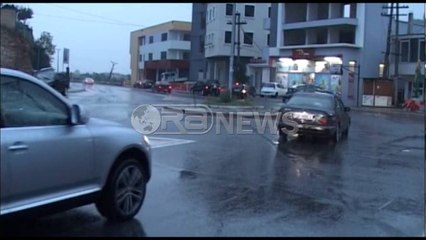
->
<box><xmin>1</xmin><ymin>84</ymin><xmax>424</xmax><ymax>237</ymax></box>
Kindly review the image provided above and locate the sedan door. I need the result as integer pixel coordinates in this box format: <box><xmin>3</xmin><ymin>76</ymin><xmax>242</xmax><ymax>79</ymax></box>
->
<box><xmin>0</xmin><ymin>75</ymin><xmax>95</xmax><ymax>214</ymax></box>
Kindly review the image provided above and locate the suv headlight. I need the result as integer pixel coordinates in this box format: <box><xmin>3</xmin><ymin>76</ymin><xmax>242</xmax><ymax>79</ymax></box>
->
<box><xmin>142</xmin><ymin>135</ymin><xmax>150</xmax><ymax>146</ymax></box>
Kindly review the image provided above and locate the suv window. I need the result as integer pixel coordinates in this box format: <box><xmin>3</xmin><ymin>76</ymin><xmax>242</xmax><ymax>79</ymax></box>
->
<box><xmin>1</xmin><ymin>76</ymin><xmax>69</xmax><ymax>127</ymax></box>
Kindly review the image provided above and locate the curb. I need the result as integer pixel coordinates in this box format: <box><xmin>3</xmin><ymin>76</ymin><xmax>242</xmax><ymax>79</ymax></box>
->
<box><xmin>351</xmin><ymin>107</ymin><xmax>424</xmax><ymax>116</ymax></box>
<box><xmin>68</xmin><ymin>88</ymin><xmax>85</xmax><ymax>93</ymax></box>
<box><xmin>163</xmin><ymin>106</ymin><xmax>278</xmax><ymax>118</ymax></box>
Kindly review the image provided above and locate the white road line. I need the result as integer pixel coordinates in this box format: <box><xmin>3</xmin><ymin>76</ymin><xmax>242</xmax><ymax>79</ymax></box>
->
<box><xmin>148</xmin><ymin>136</ymin><xmax>195</xmax><ymax>149</ymax></box>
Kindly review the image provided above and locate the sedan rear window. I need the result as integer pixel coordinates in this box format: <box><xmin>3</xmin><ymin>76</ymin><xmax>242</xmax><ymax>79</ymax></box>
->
<box><xmin>286</xmin><ymin>94</ymin><xmax>334</xmax><ymax>109</ymax></box>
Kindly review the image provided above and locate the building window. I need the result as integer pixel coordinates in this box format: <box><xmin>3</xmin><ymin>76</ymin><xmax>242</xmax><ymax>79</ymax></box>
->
<box><xmin>267</xmin><ymin>34</ymin><xmax>270</xmax><ymax>46</ymax></box>
<box><xmin>149</xmin><ymin>36</ymin><xmax>154</xmax><ymax>44</ymax></box>
<box><xmin>183</xmin><ymin>52</ymin><xmax>190</xmax><ymax>60</ymax></box>
<box><xmin>161</xmin><ymin>51</ymin><xmax>167</xmax><ymax>60</ymax></box>
<box><xmin>161</xmin><ymin>33</ymin><xmax>168</xmax><ymax>41</ymax></box>
<box><xmin>199</xmin><ymin>36</ymin><xmax>204</xmax><ymax>53</ymax></box>
<box><xmin>410</xmin><ymin>38</ymin><xmax>418</xmax><ymax>62</ymax></box>
<box><xmin>225</xmin><ymin>31</ymin><xmax>232</xmax><ymax>44</ymax></box>
<box><xmin>139</xmin><ymin>36</ymin><xmax>145</xmax><ymax>46</ymax></box>
<box><xmin>268</xmin><ymin>6</ymin><xmax>271</xmax><ymax>18</ymax></box>
<box><xmin>148</xmin><ymin>53</ymin><xmax>153</xmax><ymax>61</ymax></box>
<box><xmin>212</xmin><ymin>7</ymin><xmax>215</xmax><ymax>20</ymax></box>
<box><xmin>201</xmin><ymin>12</ymin><xmax>206</xmax><ymax>29</ymax></box>
<box><xmin>226</xmin><ymin>4</ymin><xmax>233</xmax><ymax>16</ymax></box>
<box><xmin>243</xmin><ymin>32</ymin><xmax>254</xmax><ymax>45</ymax></box>
<box><xmin>209</xmin><ymin>8</ymin><xmax>212</xmax><ymax>21</ymax></box>
<box><xmin>183</xmin><ymin>33</ymin><xmax>191</xmax><ymax>41</ymax></box>
<box><xmin>420</xmin><ymin>40</ymin><xmax>425</xmax><ymax>62</ymax></box>
<box><xmin>139</xmin><ymin>54</ymin><xmax>142</xmax><ymax>62</ymax></box>
<box><xmin>245</xmin><ymin>5</ymin><xmax>255</xmax><ymax>17</ymax></box>
<box><xmin>400</xmin><ymin>40</ymin><xmax>409</xmax><ymax>62</ymax></box>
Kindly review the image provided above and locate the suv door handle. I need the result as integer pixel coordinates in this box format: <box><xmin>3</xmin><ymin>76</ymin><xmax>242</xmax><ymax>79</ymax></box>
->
<box><xmin>9</xmin><ymin>144</ymin><xmax>29</xmax><ymax>151</ymax></box>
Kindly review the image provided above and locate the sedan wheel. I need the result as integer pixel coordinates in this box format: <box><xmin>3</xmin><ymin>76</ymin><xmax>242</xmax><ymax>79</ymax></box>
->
<box><xmin>96</xmin><ymin>159</ymin><xmax>147</xmax><ymax>222</ymax></box>
<box><xmin>332</xmin><ymin>125</ymin><xmax>341</xmax><ymax>143</ymax></box>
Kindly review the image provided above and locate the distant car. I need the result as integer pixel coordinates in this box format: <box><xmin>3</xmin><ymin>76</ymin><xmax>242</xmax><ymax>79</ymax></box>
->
<box><xmin>191</xmin><ymin>80</ymin><xmax>221</xmax><ymax>96</ymax></box>
<box><xmin>142</xmin><ymin>80</ymin><xmax>154</xmax><ymax>89</ymax></box>
<box><xmin>276</xmin><ymin>90</ymin><xmax>351</xmax><ymax>143</ymax></box>
<box><xmin>190</xmin><ymin>81</ymin><xmax>208</xmax><ymax>95</ymax></box>
<box><xmin>0</xmin><ymin>68</ymin><xmax>151</xmax><ymax>221</ymax></box>
<box><xmin>84</xmin><ymin>77</ymin><xmax>95</xmax><ymax>85</ymax></box>
<box><xmin>152</xmin><ymin>82</ymin><xmax>172</xmax><ymax>94</ymax></box>
<box><xmin>134</xmin><ymin>80</ymin><xmax>154</xmax><ymax>89</ymax></box>
<box><xmin>260</xmin><ymin>82</ymin><xmax>286</xmax><ymax>98</ymax></box>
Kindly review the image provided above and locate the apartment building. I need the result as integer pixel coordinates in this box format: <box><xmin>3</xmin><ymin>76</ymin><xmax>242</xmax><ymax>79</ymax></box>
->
<box><xmin>388</xmin><ymin>13</ymin><xmax>425</xmax><ymax>101</ymax></box>
<box><xmin>260</xmin><ymin>3</ymin><xmax>393</xmax><ymax>107</ymax></box>
<box><xmin>190</xmin><ymin>3</ymin><xmax>208</xmax><ymax>82</ymax></box>
<box><xmin>130</xmin><ymin>21</ymin><xmax>191</xmax><ymax>85</ymax></box>
<box><xmin>190</xmin><ymin>3</ymin><xmax>270</xmax><ymax>87</ymax></box>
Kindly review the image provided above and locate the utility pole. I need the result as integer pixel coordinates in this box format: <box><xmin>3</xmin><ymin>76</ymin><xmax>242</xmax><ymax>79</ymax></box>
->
<box><xmin>227</xmin><ymin>3</ymin><xmax>237</xmax><ymax>97</ymax></box>
<box><xmin>235</xmin><ymin>12</ymin><xmax>247</xmax><ymax>71</ymax></box>
<box><xmin>108</xmin><ymin>61</ymin><xmax>117</xmax><ymax>82</ymax></box>
<box><xmin>382</xmin><ymin>3</ymin><xmax>408</xmax><ymax>106</ymax></box>
<box><xmin>381</xmin><ymin>3</ymin><xmax>394</xmax><ymax>80</ymax></box>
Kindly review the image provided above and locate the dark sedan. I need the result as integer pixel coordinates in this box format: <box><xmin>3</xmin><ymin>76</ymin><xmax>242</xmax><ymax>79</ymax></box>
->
<box><xmin>277</xmin><ymin>91</ymin><xmax>351</xmax><ymax>143</ymax></box>
<box><xmin>282</xmin><ymin>84</ymin><xmax>323</xmax><ymax>102</ymax></box>
<box><xmin>191</xmin><ymin>80</ymin><xmax>221</xmax><ymax>96</ymax></box>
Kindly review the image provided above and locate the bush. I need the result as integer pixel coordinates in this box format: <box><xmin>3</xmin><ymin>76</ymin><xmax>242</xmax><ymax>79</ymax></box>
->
<box><xmin>219</xmin><ymin>90</ymin><xmax>232</xmax><ymax>103</ymax></box>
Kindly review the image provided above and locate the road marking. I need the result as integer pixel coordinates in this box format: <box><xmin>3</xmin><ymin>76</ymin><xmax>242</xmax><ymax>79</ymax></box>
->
<box><xmin>148</xmin><ymin>136</ymin><xmax>195</xmax><ymax>149</ymax></box>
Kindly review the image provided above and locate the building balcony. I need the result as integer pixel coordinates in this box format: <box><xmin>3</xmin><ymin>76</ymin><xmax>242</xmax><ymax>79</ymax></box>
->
<box><xmin>282</xmin><ymin>18</ymin><xmax>357</xmax><ymax>30</ymax></box>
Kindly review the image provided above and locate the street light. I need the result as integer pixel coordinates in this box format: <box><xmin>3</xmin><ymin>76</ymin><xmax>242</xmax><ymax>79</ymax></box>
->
<box><xmin>379</xmin><ymin>63</ymin><xmax>385</xmax><ymax>78</ymax></box>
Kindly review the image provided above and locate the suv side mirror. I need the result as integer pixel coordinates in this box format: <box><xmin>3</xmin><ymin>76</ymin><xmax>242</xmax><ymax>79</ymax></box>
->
<box><xmin>71</xmin><ymin>104</ymin><xmax>89</xmax><ymax>125</ymax></box>
<box><xmin>344</xmin><ymin>107</ymin><xmax>351</xmax><ymax>112</ymax></box>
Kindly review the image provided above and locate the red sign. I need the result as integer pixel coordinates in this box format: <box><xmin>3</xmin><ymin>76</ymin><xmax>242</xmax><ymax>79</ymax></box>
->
<box><xmin>292</xmin><ymin>49</ymin><xmax>315</xmax><ymax>60</ymax></box>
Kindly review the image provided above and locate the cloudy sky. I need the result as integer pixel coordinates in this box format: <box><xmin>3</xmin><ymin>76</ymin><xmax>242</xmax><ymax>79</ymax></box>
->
<box><xmin>12</xmin><ymin>3</ymin><xmax>425</xmax><ymax>74</ymax></box>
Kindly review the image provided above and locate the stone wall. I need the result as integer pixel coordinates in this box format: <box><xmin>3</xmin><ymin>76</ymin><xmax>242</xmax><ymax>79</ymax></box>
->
<box><xmin>0</xmin><ymin>27</ymin><xmax>33</xmax><ymax>74</ymax></box>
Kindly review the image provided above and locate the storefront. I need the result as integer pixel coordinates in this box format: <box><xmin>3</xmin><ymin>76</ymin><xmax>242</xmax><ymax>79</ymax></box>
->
<box><xmin>265</xmin><ymin>47</ymin><xmax>365</xmax><ymax>107</ymax></box>
<box><xmin>272</xmin><ymin>49</ymin><xmax>344</xmax><ymax>98</ymax></box>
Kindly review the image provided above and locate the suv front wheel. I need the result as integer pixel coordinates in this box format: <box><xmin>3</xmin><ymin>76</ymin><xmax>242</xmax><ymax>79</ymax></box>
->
<box><xmin>96</xmin><ymin>158</ymin><xmax>147</xmax><ymax>222</ymax></box>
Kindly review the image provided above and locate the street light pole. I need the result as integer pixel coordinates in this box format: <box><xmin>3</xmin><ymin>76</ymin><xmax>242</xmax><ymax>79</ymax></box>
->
<box><xmin>56</xmin><ymin>48</ymin><xmax>61</xmax><ymax>72</ymax></box>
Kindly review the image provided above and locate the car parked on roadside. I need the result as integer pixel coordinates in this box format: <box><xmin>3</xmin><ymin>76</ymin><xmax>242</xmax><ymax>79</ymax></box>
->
<box><xmin>276</xmin><ymin>90</ymin><xmax>351</xmax><ymax>143</ymax></box>
<box><xmin>260</xmin><ymin>82</ymin><xmax>286</xmax><ymax>98</ymax></box>
<box><xmin>134</xmin><ymin>80</ymin><xmax>154</xmax><ymax>89</ymax></box>
<box><xmin>0</xmin><ymin>68</ymin><xmax>151</xmax><ymax>222</ymax></box>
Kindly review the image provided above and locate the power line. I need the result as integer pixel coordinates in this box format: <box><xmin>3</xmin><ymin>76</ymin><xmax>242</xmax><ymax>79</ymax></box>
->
<box><xmin>48</xmin><ymin>4</ymin><xmax>145</xmax><ymax>28</ymax></box>
<box><xmin>33</xmin><ymin>12</ymin><xmax>143</xmax><ymax>27</ymax></box>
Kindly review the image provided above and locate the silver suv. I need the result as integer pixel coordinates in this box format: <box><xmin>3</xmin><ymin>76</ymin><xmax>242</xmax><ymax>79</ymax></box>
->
<box><xmin>0</xmin><ymin>68</ymin><xmax>151</xmax><ymax>221</ymax></box>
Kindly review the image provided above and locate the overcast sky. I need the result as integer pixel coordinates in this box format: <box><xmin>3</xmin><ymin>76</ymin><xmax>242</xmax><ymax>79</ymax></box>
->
<box><xmin>12</xmin><ymin>3</ymin><xmax>425</xmax><ymax>74</ymax></box>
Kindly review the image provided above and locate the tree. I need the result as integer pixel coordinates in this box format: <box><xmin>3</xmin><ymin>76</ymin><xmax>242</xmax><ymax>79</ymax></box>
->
<box><xmin>35</xmin><ymin>32</ymin><xmax>56</xmax><ymax>56</ymax></box>
<box><xmin>31</xmin><ymin>32</ymin><xmax>56</xmax><ymax>70</ymax></box>
<box><xmin>17</xmin><ymin>7</ymin><xmax>33</xmax><ymax>24</ymax></box>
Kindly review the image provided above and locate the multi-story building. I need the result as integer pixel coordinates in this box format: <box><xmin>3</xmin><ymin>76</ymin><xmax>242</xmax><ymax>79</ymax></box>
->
<box><xmin>259</xmin><ymin>3</ymin><xmax>394</xmax><ymax>107</ymax></box>
<box><xmin>190</xmin><ymin>3</ymin><xmax>208</xmax><ymax>82</ymax></box>
<box><xmin>189</xmin><ymin>3</ymin><xmax>270</xmax><ymax>87</ymax></box>
<box><xmin>130</xmin><ymin>21</ymin><xmax>191</xmax><ymax>85</ymax></box>
<box><xmin>388</xmin><ymin>13</ymin><xmax>425</xmax><ymax>101</ymax></box>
